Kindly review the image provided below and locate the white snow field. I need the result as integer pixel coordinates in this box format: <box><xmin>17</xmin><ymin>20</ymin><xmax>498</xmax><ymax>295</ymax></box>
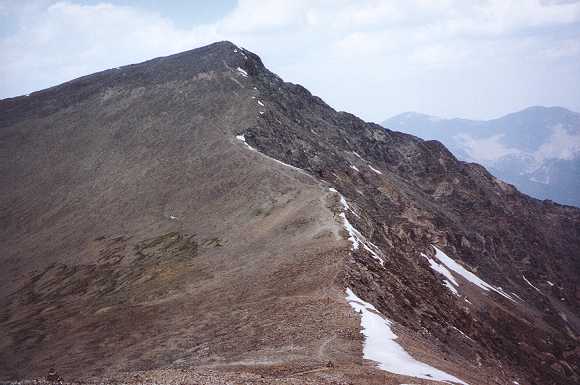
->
<box><xmin>345</xmin><ymin>288</ymin><xmax>468</xmax><ymax>385</ymax></box>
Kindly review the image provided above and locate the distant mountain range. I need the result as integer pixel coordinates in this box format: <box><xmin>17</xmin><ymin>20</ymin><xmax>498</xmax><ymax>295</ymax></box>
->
<box><xmin>383</xmin><ymin>106</ymin><xmax>580</xmax><ymax>207</ymax></box>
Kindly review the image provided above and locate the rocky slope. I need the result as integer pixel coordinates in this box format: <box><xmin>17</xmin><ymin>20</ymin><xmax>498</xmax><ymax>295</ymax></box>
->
<box><xmin>1</xmin><ymin>41</ymin><xmax>579</xmax><ymax>385</ymax></box>
<box><xmin>383</xmin><ymin>108</ymin><xmax>580</xmax><ymax>207</ymax></box>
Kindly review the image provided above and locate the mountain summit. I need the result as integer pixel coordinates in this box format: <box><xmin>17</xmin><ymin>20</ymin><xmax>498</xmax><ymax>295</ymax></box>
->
<box><xmin>1</xmin><ymin>42</ymin><xmax>579</xmax><ymax>385</ymax></box>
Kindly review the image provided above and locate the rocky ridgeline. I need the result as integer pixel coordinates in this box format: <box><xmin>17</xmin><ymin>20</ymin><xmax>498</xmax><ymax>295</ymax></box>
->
<box><xmin>1</xmin><ymin>41</ymin><xmax>578</xmax><ymax>385</ymax></box>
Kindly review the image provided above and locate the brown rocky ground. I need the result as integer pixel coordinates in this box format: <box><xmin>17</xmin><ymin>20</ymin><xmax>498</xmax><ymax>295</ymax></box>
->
<box><xmin>0</xmin><ymin>42</ymin><xmax>357</xmax><ymax>381</ymax></box>
<box><xmin>1</xmin><ymin>42</ymin><xmax>578</xmax><ymax>385</ymax></box>
<box><xmin>0</xmin><ymin>364</ymin><xmax>515</xmax><ymax>385</ymax></box>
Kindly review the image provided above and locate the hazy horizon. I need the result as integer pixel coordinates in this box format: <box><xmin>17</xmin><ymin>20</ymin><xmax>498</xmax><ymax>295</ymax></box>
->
<box><xmin>2</xmin><ymin>0</ymin><xmax>580</xmax><ymax>122</ymax></box>
<box><xmin>383</xmin><ymin>105</ymin><xmax>580</xmax><ymax>121</ymax></box>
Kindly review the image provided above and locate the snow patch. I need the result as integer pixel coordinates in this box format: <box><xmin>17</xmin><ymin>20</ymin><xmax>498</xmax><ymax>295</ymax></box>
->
<box><xmin>236</xmin><ymin>67</ymin><xmax>248</xmax><ymax>77</ymax></box>
<box><xmin>511</xmin><ymin>292</ymin><xmax>525</xmax><ymax>302</ymax></box>
<box><xmin>360</xmin><ymin>239</ymin><xmax>383</xmax><ymax>264</ymax></box>
<box><xmin>547</xmin><ymin>280</ymin><xmax>555</xmax><ymax>287</ymax></box>
<box><xmin>369</xmin><ymin>165</ymin><xmax>383</xmax><ymax>174</ymax></box>
<box><xmin>236</xmin><ymin>134</ymin><xmax>256</xmax><ymax>151</ymax></box>
<box><xmin>257</xmin><ymin>99</ymin><xmax>265</xmax><ymax>106</ymax></box>
<box><xmin>330</xmin><ymin>188</ymin><xmax>384</xmax><ymax>266</ymax></box>
<box><xmin>523</xmin><ymin>275</ymin><xmax>542</xmax><ymax>293</ymax></box>
<box><xmin>353</xmin><ymin>151</ymin><xmax>363</xmax><ymax>159</ymax></box>
<box><xmin>452</xmin><ymin>327</ymin><xmax>474</xmax><ymax>341</ymax></box>
<box><xmin>236</xmin><ymin>48</ymin><xmax>248</xmax><ymax>59</ymax></box>
<box><xmin>350</xmin><ymin>165</ymin><xmax>360</xmax><ymax>172</ymax></box>
<box><xmin>444</xmin><ymin>280</ymin><xmax>459</xmax><ymax>296</ymax></box>
<box><xmin>345</xmin><ymin>288</ymin><xmax>468</xmax><ymax>385</ymax></box>
<box><xmin>423</xmin><ymin>253</ymin><xmax>459</xmax><ymax>286</ymax></box>
<box><xmin>559</xmin><ymin>312</ymin><xmax>569</xmax><ymax>323</ymax></box>
<box><xmin>267</xmin><ymin>156</ymin><xmax>308</xmax><ymax>174</ymax></box>
<box><xmin>340</xmin><ymin>212</ymin><xmax>361</xmax><ymax>250</ymax></box>
<box><xmin>422</xmin><ymin>253</ymin><xmax>460</xmax><ymax>296</ymax></box>
<box><xmin>339</xmin><ymin>195</ymin><xmax>350</xmax><ymax>210</ymax></box>
<box><xmin>432</xmin><ymin>246</ymin><xmax>515</xmax><ymax>302</ymax></box>
<box><xmin>236</xmin><ymin>135</ymin><xmax>316</xmax><ymax>179</ymax></box>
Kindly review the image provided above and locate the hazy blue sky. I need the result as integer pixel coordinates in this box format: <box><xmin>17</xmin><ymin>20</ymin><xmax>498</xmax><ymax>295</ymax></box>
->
<box><xmin>1</xmin><ymin>0</ymin><xmax>579</xmax><ymax>121</ymax></box>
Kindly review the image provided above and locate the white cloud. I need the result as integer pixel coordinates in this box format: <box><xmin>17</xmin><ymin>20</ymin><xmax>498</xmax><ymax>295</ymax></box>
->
<box><xmin>541</xmin><ymin>38</ymin><xmax>580</xmax><ymax>58</ymax></box>
<box><xmin>1</xmin><ymin>0</ymin><xmax>580</xmax><ymax>120</ymax></box>
<box><xmin>0</xmin><ymin>1</ymin><xmax>221</xmax><ymax>97</ymax></box>
<box><xmin>218</xmin><ymin>0</ymin><xmax>307</xmax><ymax>33</ymax></box>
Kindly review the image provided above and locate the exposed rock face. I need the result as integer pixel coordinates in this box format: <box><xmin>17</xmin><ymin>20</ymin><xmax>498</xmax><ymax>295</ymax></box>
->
<box><xmin>1</xmin><ymin>41</ymin><xmax>579</xmax><ymax>385</ymax></box>
<box><xmin>240</xmin><ymin>48</ymin><xmax>580</xmax><ymax>385</ymax></box>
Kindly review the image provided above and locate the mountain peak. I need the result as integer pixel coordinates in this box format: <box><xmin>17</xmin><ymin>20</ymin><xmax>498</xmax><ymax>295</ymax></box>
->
<box><xmin>519</xmin><ymin>105</ymin><xmax>573</xmax><ymax>113</ymax></box>
<box><xmin>0</xmin><ymin>41</ymin><xmax>269</xmax><ymax>127</ymax></box>
<box><xmin>399</xmin><ymin>111</ymin><xmax>441</xmax><ymax>119</ymax></box>
<box><xmin>385</xmin><ymin>111</ymin><xmax>443</xmax><ymax>126</ymax></box>
<box><xmin>504</xmin><ymin>105</ymin><xmax>579</xmax><ymax>119</ymax></box>
<box><xmin>2</xmin><ymin>42</ymin><xmax>580</xmax><ymax>385</ymax></box>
